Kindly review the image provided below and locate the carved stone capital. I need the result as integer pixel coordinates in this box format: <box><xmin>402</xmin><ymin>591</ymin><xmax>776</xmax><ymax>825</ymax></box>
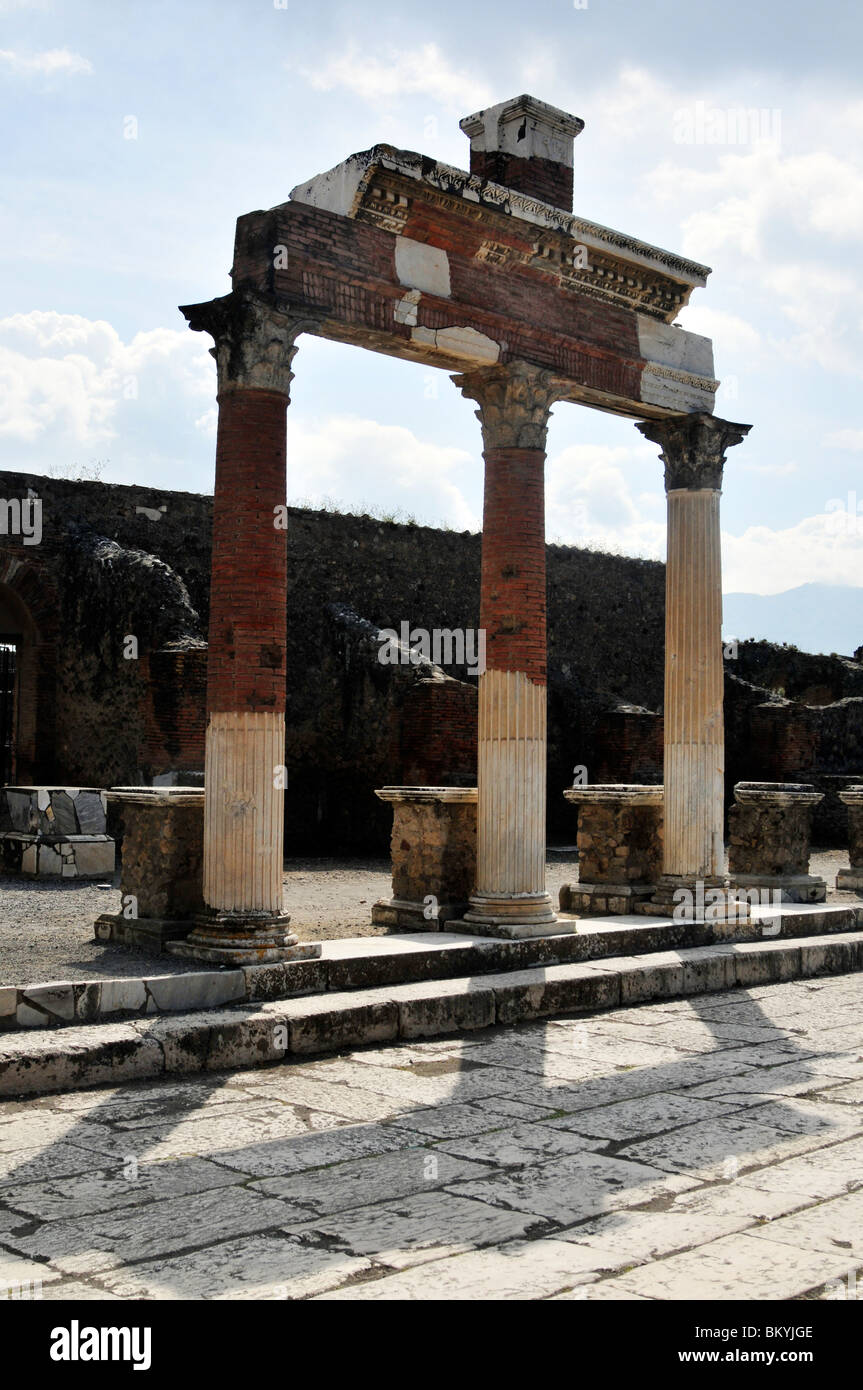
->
<box><xmin>180</xmin><ymin>292</ymin><xmax>318</xmax><ymax>399</ymax></box>
<box><xmin>452</xmin><ymin>361</ymin><xmax>563</xmax><ymax>451</ymax></box>
<box><xmin>637</xmin><ymin>412</ymin><xmax>751</xmax><ymax>491</ymax></box>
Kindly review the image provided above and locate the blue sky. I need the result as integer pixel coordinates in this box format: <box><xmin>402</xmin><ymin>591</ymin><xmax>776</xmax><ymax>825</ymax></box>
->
<box><xmin>1</xmin><ymin>0</ymin><xmax>862</xmax><ymax>609</ymax></box>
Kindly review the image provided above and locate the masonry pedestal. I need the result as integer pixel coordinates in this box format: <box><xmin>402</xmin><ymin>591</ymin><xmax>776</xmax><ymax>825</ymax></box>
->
<box><xmin>559</xmin><ymin>785</ymin><xmax>663</xmax><ymax>915</ymax></box>
<box><xmin>372</xmin><ymin>787</ymin><xmax>477</xmax><ymax>929</ymax></box>
<box><xmin>0</xmin><ymin>786</ymin><xmax>114</xmax><ymax>879</ymax></box>
<box><xmin>94</xmin><ymin>787</ymin><xmax>204</xmax><ymax>949</ymax></box>
<box><xmin>838</xmin><ymin>785</ymin><xmax>863</xmax><ymax>892</ymax></box>
<box><xmin>727</xmin><ymin>781</ymin><xmax>826</xmax><ymax>903</ymax></box>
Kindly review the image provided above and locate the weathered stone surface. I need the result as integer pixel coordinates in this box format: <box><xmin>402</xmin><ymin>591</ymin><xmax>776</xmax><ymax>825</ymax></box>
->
<box><xmin>374</xmin><ymin>787</ymin><xmax>477</xmax><ymax>929</ymax></box>
<box><xmin>107</xmin><ymin>788</ymin><xmax>204</xmax><ymax>919</ymax></box>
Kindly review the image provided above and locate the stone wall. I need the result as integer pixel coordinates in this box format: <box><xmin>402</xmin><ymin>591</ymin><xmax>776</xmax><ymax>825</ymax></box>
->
<box><xmin>1</xmin><ymin>469</ymin><xmax>862</xmax><ymax>850</ymax></box>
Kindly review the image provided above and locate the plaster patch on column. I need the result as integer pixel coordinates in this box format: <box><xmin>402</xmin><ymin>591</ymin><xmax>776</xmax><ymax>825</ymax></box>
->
<box><xmin>394</xmin><ymin>289</ymin><xmax>421</xmax><ymax>326</ymax></box>
<box><xmin>411</xmin><ymin>324</ymin><xmax>500</xmax><ymax>363</ymax></box>
<box><xmin>395</xmin><ymin>237</ymin><xmax>452</xmax><ymax>297</ymax></box>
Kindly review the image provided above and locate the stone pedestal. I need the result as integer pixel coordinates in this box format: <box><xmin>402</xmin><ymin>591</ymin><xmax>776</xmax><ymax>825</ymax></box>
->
<box><xmin>94</xmin><ymin>788</ymin><xmax>204</xmax><ymax>949</ymax></box>
<box><xmin>559</xmin><ymin>785</ymin><xmax>663</xmax><ymax>915</ymax></box>
<box><xmin>372</xmin><ymin>787</ymin><xmax>477</xmax><ymax>929</ymax></box>
<box><xmin>0</xmin><ymin>786</ymin><xmax>115</xmax><ymax>879</ymax></box>
<box><xmin>728</xmin><ymin>781</ymin><xmax>826</xmax><ymax>903</ymax></box>
<box><xmin>838</xmin><ymin>786</ymin><xmax>863</xmax><ymax>892</ymax></box>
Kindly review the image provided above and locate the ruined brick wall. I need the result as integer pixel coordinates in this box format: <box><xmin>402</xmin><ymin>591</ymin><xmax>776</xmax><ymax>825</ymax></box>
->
<box><xmin>2</xmin><ymin>470</ymin><xmax>862</xmax><ymax>849</ymax></box>
<box><xmin>139</xmin><ymin>647</ymin><xmax>208</xmax><ymax>779</ymax></box>
<box><xmin>399</xmin><ymin>678</ymin><xmax>477</xmax><ymax>786</ymax></box>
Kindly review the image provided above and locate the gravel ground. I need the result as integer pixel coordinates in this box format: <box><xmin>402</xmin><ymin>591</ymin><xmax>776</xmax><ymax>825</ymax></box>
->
<box><xmin>0</xmin><ymin>848</ymin><xmax>854</xmax><ymax>988</ymax></box>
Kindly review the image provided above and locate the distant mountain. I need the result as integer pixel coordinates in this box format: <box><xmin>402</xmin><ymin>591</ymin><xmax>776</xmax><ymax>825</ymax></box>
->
<box><xmin>722</xmin><ymin>584</ymin><xmax>862</xmax><ymax>659</ymax></box>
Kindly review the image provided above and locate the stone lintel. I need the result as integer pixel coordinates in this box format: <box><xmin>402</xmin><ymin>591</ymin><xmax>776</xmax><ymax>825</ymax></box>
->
<box><xmin>734</xmin><ymin>781</ymin><xmax>824</xmax><ymax>807</ymax></box>
<box><xmin>564</xmin><ymin>784</ymin><xmax>663</xmax><ymax>806</ymax></box>
<box><xmin>375</xmin><ymin>786</ymin><xmax>477</xmax><ymax>804</ymax></box>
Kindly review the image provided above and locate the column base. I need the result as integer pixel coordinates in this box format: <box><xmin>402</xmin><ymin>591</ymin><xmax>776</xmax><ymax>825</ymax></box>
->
<box><xmin>730</xmin><ymin>874</ymin><xmax>828</xmax><ymax>905</ymax></box>
<box><xmin>837</xmin><ymin>869</ymin><xmax>863</xmax><ymax>893</ymax></box>
<box><xmin>451</xmin><ymin>892</ymin><xmax>572</xmax><ymax>939</ymax></box>
<box><xmin>370</xmin><ymin>897</ymin><xmax>469</xmax><ymax>931</ymax></box>
<box><xmin>165</xmin><ymin>911</ymin><xmax>319</xmax><ymax>965</ymax></box>
<box><xmin>559</xmin><ymin>882</ymin><xmax>657</xmax><ymax>916</ymax></box>
<box><xmin>638</xmin><ymin>875</ymin><xmax>752</xmax><ymax>925</ymax></box>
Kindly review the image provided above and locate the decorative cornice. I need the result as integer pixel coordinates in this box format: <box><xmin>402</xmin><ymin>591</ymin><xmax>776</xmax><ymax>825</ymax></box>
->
<box><xmin>179</xmin><ymin>293</ymin><xmax>319</xmax><ymax>397</ymax></box>
<box><xmin>637</xmin><ymin>412</ymin><xmax>752</xmax><ymax>491</ymax></box>
<box><xmin>452</xmin><ymin>361</ymin><xmax>564</xmax><ymax>450</ymax></box>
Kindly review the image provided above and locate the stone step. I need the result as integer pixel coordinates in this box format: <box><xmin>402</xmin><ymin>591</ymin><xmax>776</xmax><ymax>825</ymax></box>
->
<box><xmin>4</xmin><ymin>901</ymin><xmax>860</xmax><ymax>1034</ymax></box>
<box><xmin>1</xmin><ymin>930</ymin><xmax>861</xmax><ymax>1099</ymax></box>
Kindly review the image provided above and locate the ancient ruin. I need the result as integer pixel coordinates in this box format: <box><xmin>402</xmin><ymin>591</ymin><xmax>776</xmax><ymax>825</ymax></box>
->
<box><xmin>1</xmin><ymin>95</ymin><xmax>862</xmax><ymax>962</ymax></box>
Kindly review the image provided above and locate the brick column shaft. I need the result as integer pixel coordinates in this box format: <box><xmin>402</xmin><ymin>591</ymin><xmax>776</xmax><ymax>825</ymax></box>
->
<box><xmin>454</xmin><ymin>363</ymin><xmax>562</xmax><ymax>935</ymax></box>
<box><xmin>174</xmin><ymin>292</ymin><xmax>319</xmax><ymax>963</ymax></box>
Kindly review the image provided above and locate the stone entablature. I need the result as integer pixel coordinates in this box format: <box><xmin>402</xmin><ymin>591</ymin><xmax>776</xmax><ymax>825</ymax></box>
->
<box><xmin>220</xmin><ymin>99</ymin><xmax>718</xmax><ymax>421</ymax></box>
<box><xmin>372</xmin><ymin>786</ymin><xmax>477</xmax><ymax>930</ymax></box>
<box><xmin>560</xmin><ymin>784</ymin><xmax>664</xmax><ymax>915</ymax></box>
<box><xmin>838</xmin><ymin>785</ymin><xmax>863</xmax><ymax>893</ymax></box>
<box><xmin>728</xmin><ymin>781</ymin><xmax>826</xmax><ymax>903</ymax></box>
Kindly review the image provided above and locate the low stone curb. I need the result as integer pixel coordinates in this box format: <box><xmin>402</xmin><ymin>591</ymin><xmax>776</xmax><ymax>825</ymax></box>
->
<box><xmin>2</xmin><ymin>902</ymin><xmax>860</xmax><ymax>1033</ymax></box>
<box><xmin>1</xmin><ymin>931</ymin><xmax>861</xmax><ymax>1098</ymax></box>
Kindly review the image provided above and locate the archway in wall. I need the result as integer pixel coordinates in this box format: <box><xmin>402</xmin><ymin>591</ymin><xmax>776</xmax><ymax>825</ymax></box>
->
<box><xmin>0</xmin><ymin>583</ymin><xmax>41</xmax><ymax>784</ymax></box>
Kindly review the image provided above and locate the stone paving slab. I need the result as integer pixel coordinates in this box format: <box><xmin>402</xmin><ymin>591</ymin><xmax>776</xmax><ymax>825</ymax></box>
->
<box><xmin>1</xmin><ymin>931</ymin><xmax>862</xmax><ymax>1098</ymax></box>
<box><xmin>1</xmin><ymin>970</ymin><xmax>862</xmax><ymax>1300</ymax></box>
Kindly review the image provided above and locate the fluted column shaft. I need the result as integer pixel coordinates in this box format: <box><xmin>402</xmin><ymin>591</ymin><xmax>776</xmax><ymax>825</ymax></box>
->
<box><xmin>453</xmin><ymin>363</ymin><xmax>562</xmax><ymax>932</ymax></box>
<box><xmin>638</xmin><ymin>413</ymin><xmax>752</xmax><ymax>888</ymax></box>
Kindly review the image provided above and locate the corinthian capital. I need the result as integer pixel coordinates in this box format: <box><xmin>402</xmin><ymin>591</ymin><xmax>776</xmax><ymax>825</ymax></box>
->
<box><xmin>180</xmin><ymin>292</ymin><xmax>319</xmax><ymax>399</ymax></box>
<box><xmin>637</xmin><ymin>412</ymin><xmax>752</xmax><ymax>492</ymax></box>
<box><xmin>452</xmin><ymin>361</ymin><xmax>563</xmax><ymax>451</ymax></box>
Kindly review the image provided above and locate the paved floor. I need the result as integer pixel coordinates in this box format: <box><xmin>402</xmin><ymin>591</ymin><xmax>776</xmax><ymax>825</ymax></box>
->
<box><xmin>1</xmin><ymin>971</ymin><xmax>862</xmax><ymax>1301</ymax></box>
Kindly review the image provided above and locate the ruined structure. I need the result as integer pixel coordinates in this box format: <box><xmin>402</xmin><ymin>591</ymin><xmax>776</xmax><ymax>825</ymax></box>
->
<box><xmin>176</xmin><ymin>92</ymin><xmax>751</xmax><ymax>948</ymax></box>
<box><xmin>2</xmin><ymin>97</ymin><xmax>862</xmax><ymax>933</ymax></box>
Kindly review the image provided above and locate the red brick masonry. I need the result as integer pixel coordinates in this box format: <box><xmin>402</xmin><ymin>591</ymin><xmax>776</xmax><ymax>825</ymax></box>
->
<box><xmin>481</xmin><ymin>447</ymin><xmax>547</xmax><ymax>684</ymax></box>
<box><xmin>207</xmin><ymin>387</ymin><xmax>288</xmax><ymax>715</ymax></box>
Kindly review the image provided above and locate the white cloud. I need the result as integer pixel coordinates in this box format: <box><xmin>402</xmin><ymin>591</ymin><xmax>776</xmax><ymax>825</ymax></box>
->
<box><xmin>723</xmin><ymin>510</ymin><xmax>863</xmax><ymax>594</ymax></box>
<box><xmin>547</xmin><ymin>444</ymin><xmax>666</xmax><ymax>557</ymax></box>
<box><xmin>298</xmin><ymin>43</ymin><xmax>491</xmax><ymax>112</ymax></box>
<box><xmin>0</xmin><ymin>310</ymin><xmax>212</xmax><ymax>446</ymax></box>
<box><xmin>0</xmin><ymin>48</ymin><xmax>92</xmax><ymax>77</ymax></box>
<box><xmin>676</xmin><ymin>305</ymin><xmax>761</xmax><ymax>358</ymax></box>
<box><xmin>825</xmin><ymin>429</ymin><xmax>863</xmax><ymax>451</ymax></box>
<box><xmin>285</xmin><ymin>415</ymin><xmax>479</xmax><ymax>530</ymax></box>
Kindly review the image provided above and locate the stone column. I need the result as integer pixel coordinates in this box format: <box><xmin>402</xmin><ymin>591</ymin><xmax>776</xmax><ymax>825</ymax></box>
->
<box><xmin>451</xmin><ymin>362</ymin><xmax>569</xmax><ymax>938</ymax></box>
<box><xmin>838</xmin><ymin>785</ymin><xmax>863</xmax><ymax>892</ymax></box>
<box><xmin>172</xmin><ymin>294</ymin><xmax>320</xmax><ymax>964</ymax></box>
<box><xmin>636</xmin><ymin>413</ymin><xmax>751</xmax><ymax>918</ymax></box>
